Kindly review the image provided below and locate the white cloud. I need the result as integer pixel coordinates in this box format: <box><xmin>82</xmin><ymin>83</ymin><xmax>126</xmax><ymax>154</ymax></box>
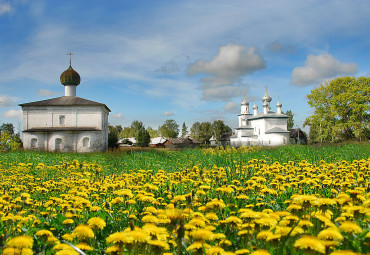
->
<box><xmin>224</xmin><ymin>102</ymin><xmax>238</xmax><ymax>112</ymax></box>
<box><xmin>37</xmin><ymin>89</ymin><xmax>60</xmax><ymax>97</ymax></box>
<box><xmin>164</xmin><ymin>112</ymin><xmax>174</xmax><ymax>116</ymax></box>
<box><xmin>291</xmin><ymin>53</ymin><xmax>358</xmax><ymax>86</ymax></box>
<box><xmin>188</xmin><ymin>44</ymin><xmax>265</xmax><ymax>101</ymax></box>
<box><xmin>112</xmin><ymin>113</ymin><xmax>123</xmax><ymax>118</ymax></box>
<box><xmin>0</xmin><ymin>95</ymin><xmax>19</xmax><ymax>107</ymax></box>
<box><xmin>0</xmin><ymin>1</ymin><xmax>11</xmax><ymax>15</ymax></box>
<box><xmin>2</xmin><ymin>109</ymin><xmax>22</xmax><ymax>120</ymax></box>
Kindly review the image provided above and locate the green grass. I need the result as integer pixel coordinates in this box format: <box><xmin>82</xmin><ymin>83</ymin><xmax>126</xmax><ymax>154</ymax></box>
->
<box><xmin>0</xmin><ymin>143</ymin><xmax>369</xmax><ymax>175</ymax></box>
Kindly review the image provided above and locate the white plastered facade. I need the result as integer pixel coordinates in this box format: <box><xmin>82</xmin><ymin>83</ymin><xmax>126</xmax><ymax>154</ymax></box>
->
<box><xmin>230</xmin><ymin>93</ymin><xmax>290</xmax><ymax>147</ymax></box>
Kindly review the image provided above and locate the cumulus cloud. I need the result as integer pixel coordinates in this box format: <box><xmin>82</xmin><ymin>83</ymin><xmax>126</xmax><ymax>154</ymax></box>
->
<box><xmin>112</xmin><ymin>113</ymin><xmax>123</xmax><ymax>118</ymax></box>
<box><xmin>0</xmin><ymin>96</ymin><xmax>19</xmax><ymax>107</ymax></box>
<box><xmin>2</xmin><ymin>109</ymin><xmax>22</xmax><ymax>119</ymax></box>
<box><xmin>37</xmin><ymin>89</ymin><xmax>60</xmax><ymax>97</ymax></box>
<box><xmin>164</xmin><ymin>112</ymin><xmax>174</xmax><ymax>116</ymax></box>
<box><xmin>266</xmin><ymin>41</ymin><xmax>295</xmax><ymax>54</ymax></box>
<box><xmin>188</xmin><ymin>44</ymin><xmax>265</xmax><ymax>101</ymax></box>
<box><xmin>0</xmin><ymin>1</ymin><xmax>11</xmax><ymax>15</ymax></box>
<box><xmin>291</xmin><ymin>53</ymin><xmax>358</xmax><ymax>86</ymax></box>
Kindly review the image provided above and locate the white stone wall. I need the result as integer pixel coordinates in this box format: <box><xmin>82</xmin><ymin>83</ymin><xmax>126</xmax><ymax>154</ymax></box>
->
<box><xmin>22</xmin><ymin>105</ymin><xmax>109</xmax><ymax>152</ymax></box>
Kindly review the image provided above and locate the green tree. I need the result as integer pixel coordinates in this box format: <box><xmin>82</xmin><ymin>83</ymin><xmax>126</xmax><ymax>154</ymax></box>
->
<box><xmin>285</xmin><ymin>110</ymin><xmax>294</xmax><ymax>130</ymax></box>
<box><xmin>131</xmin><ymin>120</ymin><xmax>145</xmax><ymax>133</ymax></box>
<box><xmin>304</xmin><ymin>76</ymin><xmax>370</xmax><ymax>142</ymax></box>
<box><xmin>212</xmin><ymin>120</ymin><xmax>232</xmax><ymax>140</ymax></box>
<box><xmin>136</xmin><ymin>129</ymin><xmax>151</xmax><ymax>147</ymax></box>
<box><xmin>108</xmin><ymin>125</ymin><xmax>120</xmax><ymax>148</ymax></box>
<box><xmin>159</xmin><ymin>119</ymin><xmax>179</xmax><ymax>138</ymax></box>
<box><xmin>191</xmin><ymin>121</ymin><xmax>213</xmax><ymax>143</ymax></box>
<box><xmin>0</xmin><ymin>131</ymin><xmax>22</xmax><ymax>151</ymax></box>
<box><xmin>147</xmin><ymin>126</ymin><xmax>160</xmax><ymax>138</ymax></box>
<box><xmin>181</xmin><ymin>122</ymin><xmax>188</xmax><ymax>137</ymax></box>
<box><xmin>0</xmin><ymin>123</ymin><xmax>15</xmax><ymax>135</ymax></box>
<box><xmin>120</xmin><ymin>126</ymin><xmax>135</xmax><ymax>138</ymax></box>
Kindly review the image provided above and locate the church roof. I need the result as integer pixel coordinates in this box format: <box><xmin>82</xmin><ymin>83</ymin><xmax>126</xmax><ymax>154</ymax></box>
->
<box><xmin>23</xmin><ymin>127</ymin><xmax>102</xmax><ymax>132</ymax></box>
<box><xmin>265</xmin><ymin>127</ymin><xmax>290</xmax><ymax>134</ymax></box>
<box><xmin>19</xmin><ymin>96</ymin><xmax>111</xmax><ymax>112</ymax></box>
<box><xmin>248</xmin><ymin>112</ymin><xmax>288</xmax><ymax>120</ymax></box>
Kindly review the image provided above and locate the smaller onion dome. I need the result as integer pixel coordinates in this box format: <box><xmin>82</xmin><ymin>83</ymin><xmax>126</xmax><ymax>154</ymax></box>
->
<box><xmin>253</xmin><ymin>101</ymin><xmax>258</xmax><ymax>109</ymax></box>
<box><xmin>276</xmin><ymin>98</ymin><xmax>282</xmax><ymax>107</ymax></box>
<box><xmin>241</xmin><ymin>93</ymin><xmax>248</xmax><ymax>105</ymax></box>
<box><xmin>262</xmin><ymin>90</ymin><xmax>272</xmax><ymax>103</ymax></box>
<box><xmin>60</xmin><ymin>65</ymin><xmax>80</xmax><ymax>86</ymax></box>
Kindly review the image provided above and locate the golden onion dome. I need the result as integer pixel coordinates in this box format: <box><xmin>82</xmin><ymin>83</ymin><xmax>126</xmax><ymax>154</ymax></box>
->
<box><xmin>60</xmin><ymin>65</ymin><xmax>80</xmax><ymax>86</ymax></box>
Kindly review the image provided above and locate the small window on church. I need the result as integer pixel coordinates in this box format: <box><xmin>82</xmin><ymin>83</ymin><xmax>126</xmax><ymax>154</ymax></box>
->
<box><xmin>269</xmin><ymin>140</ymin><xmax>271</xmax><ymax>145</ymax></box>
<box><xmin>59</xmin><ymin>115</ymin><xmax>65</xmax><ymax>125</ymax></box>
<box><xmin>82</xmin><ymin>137</ymin><xmax>90</xmax><ymax>147</ymax></box>
<box><xmin>31</xmin><ymin>138</ymin><xmax>37</xmax><ymax>148</ymax></box>
<box><xmin>283</xmin><ymin>138</ymin><xmax>286</xmax><ymax>144</ymax></box>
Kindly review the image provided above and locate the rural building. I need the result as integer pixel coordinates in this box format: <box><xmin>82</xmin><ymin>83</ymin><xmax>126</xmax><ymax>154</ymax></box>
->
<box><xmin>230</xmin><ymin>90</ymin><xmax>290</xmax><ymax>147</ymax></box>
<box><xmin>164</xmin><ymin>137</ymin><xmax>200</xmax><ymax>148</ymax></box>
<box><xmin>290</xmin><ymin>128</ymin><xmax>307</xmax><ymax>145</ymax></box>
<box><xmin>150</xmin><ymin>137</ymin><xmax>167</xmax><ymax>148</ymax></box>
<box><xmin>19</xmin><ymin>56</ymin><xmax>110</xmax><ymax>152</ymax></box>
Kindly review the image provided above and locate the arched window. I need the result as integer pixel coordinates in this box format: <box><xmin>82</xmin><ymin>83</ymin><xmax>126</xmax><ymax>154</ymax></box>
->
<box><xmin>59</xmin><ymin>115</ymin><xmax>65</xmax><ymax>125</ymax></box>
<box><xmin>31</xmin><ymin>138</ymin><xmax>37</xmax><ymax>148</ymax></box>
<box><xmin>82</xmin><ymin>137</ymin><xmax>90</xmax><ymax>147</ymax></box>
<box><xmin>55</xmin><ymin>138</ymin><xmax>62</xmax><ymax>151</ymax></box>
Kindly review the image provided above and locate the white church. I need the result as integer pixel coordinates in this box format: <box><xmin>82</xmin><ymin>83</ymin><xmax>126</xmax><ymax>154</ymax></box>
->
<box><xmin>19</xmin><ymin>55</ymin><xmax>110</xmax><ymax>152</ymax></box>
<box><xmin>230</xmin><ymin>90</ymin><xmax>290</xmax><ymax>147</ymax></box>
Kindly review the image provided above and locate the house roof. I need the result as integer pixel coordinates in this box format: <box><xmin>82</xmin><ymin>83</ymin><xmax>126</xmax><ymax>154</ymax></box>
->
<box><xmin>150</xmin><ymin>137</ymin><xmax>167</xmax><ymax>145</ymax></box>
<box><xmin>19</xmin><ymin>96</ymin><xmax>111</xmax><ymax>112</ymax></box>
<box><xmin>23</xmin><ymin>127</ymin><xmax>101</xmax><ymax>132</ymax></box>
<box><xmin>265</xmin><ymin>127</ymin><xmax>290</xmax><ymax>134</ymax></box>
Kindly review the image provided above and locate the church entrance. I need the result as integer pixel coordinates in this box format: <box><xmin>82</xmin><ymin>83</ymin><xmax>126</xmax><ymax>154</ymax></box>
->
<box><xmin>55</xmin><ymin>138</ymin><xmax>62</xmax><ymax>151</ymax></box>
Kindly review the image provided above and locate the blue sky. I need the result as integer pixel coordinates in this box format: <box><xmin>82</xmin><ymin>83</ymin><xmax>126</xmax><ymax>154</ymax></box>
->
<box><xmin>1</xmin><ymin>0</ymin><xmax>369</xmax><ymax>135</ymax></box>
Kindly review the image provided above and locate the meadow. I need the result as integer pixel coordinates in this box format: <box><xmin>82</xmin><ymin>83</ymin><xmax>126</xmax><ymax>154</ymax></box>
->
<box><xmin>0</xmin><ymin>143</ymin><xmax>369</xmax><ymax>255</ymax></box>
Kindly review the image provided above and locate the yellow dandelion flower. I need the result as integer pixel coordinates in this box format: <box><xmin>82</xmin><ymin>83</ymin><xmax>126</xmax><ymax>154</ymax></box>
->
<box><xmin>236</xmin><ymin>249</ymin><xmax>251</xmax><ymax>254</ymax></box>
<box><xmin>106</xmin><ymin>231</ymin><xmax>133</xmax><ymax>245</ymax></box>
<box><xmin>329</xmin><ymin>251</ymin><xmax>361</xmax><ymax>255</ymax></box>
<box><xmin>55</xmin><ymin>249</ymin><xmax>79</xmax><ymax>255</ymax></box>
<box><xmin>186</xmin><ymin>241</ymin><xmax>211</xmax><ymax>253</ymax></box>
<box><xmin>205</xmin><ymin>212</ymin><xmax>219</xmax><ymax>221</ymax></box>
<box><xmin>148</xmin><ymin>239</ymin><xmax>170</xmax><ymax>250</ymax></box>
<box><xmin>165</xmin><ymin>208</ymin><xmax>183</xmax><ymax>222</ymax></box>
<box><xmin>207</xmin><ymin>246</ymin><xmax>225</xmax><ymax>255</ymax></box>
<box><xmin>76</xmin><ymin>242</ymin><xmax>94</xmax><ymax>251</ymax></box>
<box><xmin>3</xmin><ymin>247</ymin><xmax>33</xmax><ymax>255</ymax></box>
<box><xmin>294</xmin><ymin>235</ymin><xmax>325</xmax><ymax>254</ymax></box>
<box><xmin>35</xmin><ymin>229</ymin><xmax>54</xmax><ymax>238</ymax></box>
<box><xmin>339</xmin><ymin>221</ymin><xmax>362</xmax><ymax>234</ymax></box>
<box><xmin>191</xmin><ymin>228</ymin><xmax>214</xmax><ymax>241</ymax></box>
<box><xmin>106</xmin><ymin>245</ymin><xmax>121</xmax><ymax>253</ymax></box>
<box><xmin>142</xmin><ymin>215</ymin><xmax>159</xmax><ymax>224</ymax></box>
<box><xmin>87</xmin><ymin>217</ymin><xmax>106</xmax><ymax>230</ymax></box>
<box><xmin>250</xmin><ymin>249</ymin><xmax>270</xmax><ymax>255</ymax></box>
<box><xmin>62</xmin><ymin>219</ymin><xmax>74</xmax><ymax>225</ymax></box>
<box><xmin>7</xmin><ymin>235</ymin><xmax>33</xmax><ymax>248</ymax></box>
<box><xmin>257</xmin><ymin>230</ymin><xmax>273</xmax><ymax>240</ymax></box>
<box><xmin>62</xmin><ymin>233</ymin><xmax>74</xmax><ymax>242</ymax></box>
<box><xmin>72</xmin><ymin>224</ymin><xmax>95</xmax><ymax>241</ymax></box>
<box><xmin>127</xmin><ymin>228</ymin><xmax>150</xmax><ymax>243</ymax></box>
<box><xmin>318</xmin><ymin>227</ymin><xmax>344</xmax><ymax>246</ymax></box>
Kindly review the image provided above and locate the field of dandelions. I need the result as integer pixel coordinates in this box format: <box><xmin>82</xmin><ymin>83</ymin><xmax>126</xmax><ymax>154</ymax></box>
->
<box><xmin>0</xmin><ymin>143</ymin><xmax>369</xmax><ymax>255</ymax></box>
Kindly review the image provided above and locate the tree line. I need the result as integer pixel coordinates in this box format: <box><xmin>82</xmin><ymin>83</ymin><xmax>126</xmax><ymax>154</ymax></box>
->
<box><xmin>108</xmin><ymin>119</ymin><xmax>232</xmax><ymax>148</ymax></box>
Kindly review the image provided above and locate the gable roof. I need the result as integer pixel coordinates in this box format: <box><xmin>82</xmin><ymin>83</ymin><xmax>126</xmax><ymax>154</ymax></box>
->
<box><xmin>19</xmin><ymin>96</ymin><xmax>111</xmax><ymax>112</ymax></box>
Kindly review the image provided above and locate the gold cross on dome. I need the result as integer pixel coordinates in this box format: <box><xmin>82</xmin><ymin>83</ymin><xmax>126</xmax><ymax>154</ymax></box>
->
<box><xmin>67</xmin><ymin>52</ymin><xmax>73</xmax><ymax>66</ymax></box>
<box><xmin>265</xmin><ymin>85</ymin><xmax>268</xmax><ymax>93</ymax></box>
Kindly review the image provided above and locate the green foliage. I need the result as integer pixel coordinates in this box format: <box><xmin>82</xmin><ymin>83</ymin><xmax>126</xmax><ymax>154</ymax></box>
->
<box><xmin>0</xmin><ymin>123</ymin><xmax>15</xmax><ymax>135</ymax></box>
<box><xmin>147</xmin><ymin>126</ymin><xmax>160</xmax><ymax>138</ymax></box>
<box><xmin>305</xmin><ymin>76</ymin><xmax>370</xmax><ymax>143</ymax></box>
<box><xmin>136</xmin><ymin>129</ymin><xmax>150</xmax><ymax>147</ymax></box>
<box><xmin>108</xmin><ymin>125</ymin><xmax>120</xmax><ymax>148</ymax></box>
<box><xmin>285</xmin><ymin>110</ymin><xmax>294</xmax><ymax>130</ymax></box>
<box><xmin>181</xmin><ymin>122</ymin><xmax>188</xmax><ymax>137</ymax></box>
<box><xmin>0</xmin><ymin>131</ymin><xmax>22</xmax><ymax>151</ymax></box>
<box><xmin>190</xmin><ymin>121</ymin><xmax>213</xmax><ymax>144</ymax></box>
<box><xmin>159</xmin><ymin>119</ymin><xmax>179</xmax><ymax>138</ymax></box>
<box><xmin>212</xmin><ymin>120</ymin><xmax>232</xmax><ymax>140</ymax></box>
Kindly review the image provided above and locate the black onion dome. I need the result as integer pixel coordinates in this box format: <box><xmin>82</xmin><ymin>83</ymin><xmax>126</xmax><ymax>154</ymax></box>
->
<box><xmin>60</xmin><ymin>65</ymin><xmax>80</xmax><ymax>86</ymax></box>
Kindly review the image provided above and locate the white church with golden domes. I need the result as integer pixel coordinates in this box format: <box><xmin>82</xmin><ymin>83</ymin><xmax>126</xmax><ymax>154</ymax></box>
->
<box><xmin>19</xmin><ymin>54</ymin><xmax>110</xmax><ymax>152</ymax></box>
<box><xmin>230</xmin><ymin>90</ymin><xmax>290</xmax><ymax>147</ymax></box>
